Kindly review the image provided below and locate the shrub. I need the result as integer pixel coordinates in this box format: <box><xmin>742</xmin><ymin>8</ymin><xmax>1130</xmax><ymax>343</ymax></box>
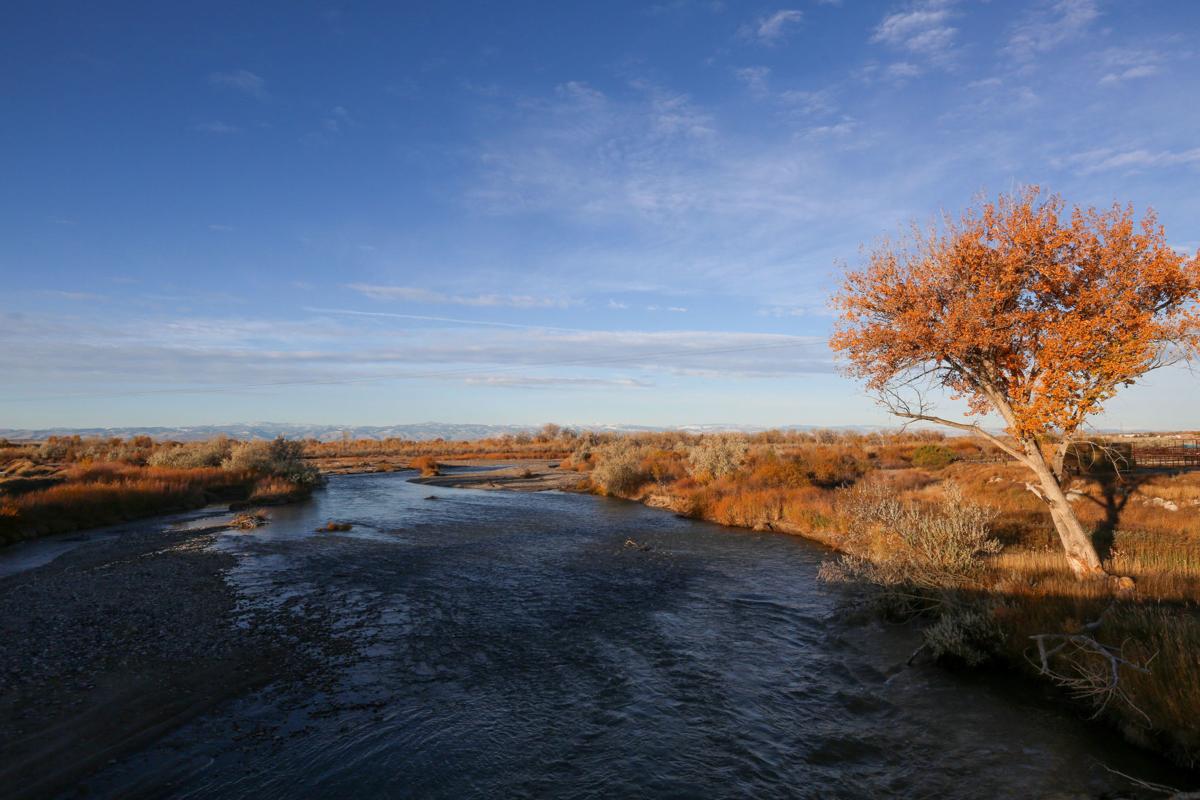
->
<box><xmin>640</xmin><ymin>449</ymin><xmax>687</xmax><ymax>486</ymax></box>
<box><xmin>148</xmin><ymin>437</ymin><xmax>232</xmax><ymax>469</ymax></box>
<box><xmin>224</xmin><ymin>437</ymin><xmax>320</xmax><ymax>485</ymax></box>
<box><xmin>800</xmin><ymin>445</ymin><xmax>870</xmax><ymax>487</ymax></box>
<box><xmin>411</xmin><ymin>455</ymin><xmax>440</xmax><ymax>476</ymax></box>
<box><xmin>829</xmin><ymin>482</ymin><xmax>1000</xmax><ymax>588</ymax></box>
<box><xmin>911</xmin><ymin>444</ymin><xmax>957</xmax><ymax>470</ymax></box>
<box><xmin>922</xmin><ymin>605</ymin><xmax>1002</xmax><ymax>666</ymax></box>
<box><xmin>687</xmin><ymin>435</ymin><xmax>748</xmax><ymax>480</ymax></box>
<box><xmin>591</xmin><ymin>440</ymin><xmax>650</xmax><ymax>496</ymax></box>
<box><xmin>748</xmin><ymin>452</ymin><xmax>810</xmax><ymax>488</ymax></box>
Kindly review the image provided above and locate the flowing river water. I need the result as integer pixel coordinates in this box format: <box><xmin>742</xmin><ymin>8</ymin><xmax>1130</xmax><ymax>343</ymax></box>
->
<box><xmin>42</xmin><ymin>471</ymin><xmax>1188</xmax><ymax>797</ymax></box>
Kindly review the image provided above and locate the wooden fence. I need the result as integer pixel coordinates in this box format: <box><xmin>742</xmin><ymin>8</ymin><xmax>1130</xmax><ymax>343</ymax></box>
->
<box><xmin>1132</xmin><ymin>440</ymin><xmax>1200</xmax><ymax>470</ymax></box>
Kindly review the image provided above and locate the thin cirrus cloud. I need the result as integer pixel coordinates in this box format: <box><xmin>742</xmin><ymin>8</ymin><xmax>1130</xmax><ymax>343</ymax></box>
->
<box><xmin>0</xmin><ymin>308</ymin><xmax>833</xmax><ymax>401</ymax></box>
<box><xmin>347</xmin><ymin>283</ymin><xmax>573</xmax><ymax>309</ymax></box>
<box><xmin>463</xmin><ymin>376</ymin><xmax>653</xmax><ymax>389</ymax></box>
<box><xmin>1099</xmin><ymin>65</ymin><xmax>1160</xmax><ymax>86</ymax></box>
<box><xmin>871</xmin><ymin>1</ymin><xmax>959</xmax><ymax>64</ymax></box>
<box><xmin>743</xmin><ymin>10</ymin><xmax>805</xmax><ymax>45</ymax></box>
<box><xmin>1056</xmin><ymin>147</ymin><xmax>1200</xmax><ymax>175</ymax></box>
<box><xmin>193</xmin><ymin>121</ymin><xmax>242</xmax><ymax>134</ymax></box>
<box><xmin>1005</xmin><ymin>0</ymin><xmax>1099</xmax><ymax>62</ymax></box>
<box><xmin>208</xmin><ymin>69</ymin><xmax>267</xmax><ymax>99</ymax></box>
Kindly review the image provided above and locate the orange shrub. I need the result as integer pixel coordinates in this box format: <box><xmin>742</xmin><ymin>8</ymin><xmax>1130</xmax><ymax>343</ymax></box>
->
<box><xmin>411</xmin><ymin>455</ymin><xmax>440</xmax><ymax>476</ymax></box>
<box><xmin>797</xmin><ymin>445</ymin><xmax>870</xmax><ymax>488</ymax></box>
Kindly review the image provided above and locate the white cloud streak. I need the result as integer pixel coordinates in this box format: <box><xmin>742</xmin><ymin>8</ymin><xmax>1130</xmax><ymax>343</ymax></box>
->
<box><xmin>209</xmin><ymin>69</ymin><xmax>267</xmax><ymax>99</ymax></box>
<box><xmin>872</xmin><ymin>1</ymin><xmax>959</xmax><ymax>65</ymax></box>
<box><xmin>1058</xmin><ymin>146</ymin><xmax>1200</xmax><ymax>174</ymax></box>
<box><xmin>1007</xmin><ymin>0</ymin><xmax>1099</xmax><ymax>62</ymax></box>
<box><xmin>347</xmin><ymin>283</ymin><xmax>572</xmax><ymax>309</ymax></box>
<box><xmin>0</xmin><ymin>309</ymin><xmax>834</xmax><ymax>400</ymax></box>
<box><xmin>743</xmin><ymin>10</ymin><xmax>805</xmax><ymax>45</ymax></box>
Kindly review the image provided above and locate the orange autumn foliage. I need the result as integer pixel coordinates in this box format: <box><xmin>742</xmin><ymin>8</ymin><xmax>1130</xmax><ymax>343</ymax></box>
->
<box><xmin>832</xmin><ymin>187</ymin><xmax>1199</xmax><ymax>438</ymax></box>
<box><xmin>831</xmin><ymin>187</ymin><xmax>1200</xmax><ymax>578</ymax></box>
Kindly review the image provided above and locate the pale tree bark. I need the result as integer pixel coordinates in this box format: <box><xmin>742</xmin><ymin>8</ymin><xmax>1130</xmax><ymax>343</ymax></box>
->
<box><xmin>887</xmin><ymin>392</ymin><xmax>1107</xmax><ymax>579</ymax></box>
<box><xmin>1020</xmin><ymin>440</ymin><xmax>1106</xmax><ymax>579</ymax></box>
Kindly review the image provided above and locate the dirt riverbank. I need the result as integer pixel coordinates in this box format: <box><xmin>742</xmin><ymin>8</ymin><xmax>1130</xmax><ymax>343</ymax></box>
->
<box><xmin>0</xmin><ymin>514</ymin><xmax>333</xmax><ymax>799</ymax></box>
<box><xmin>410</xmin><ymin>460</ymin><xmax>588</xmax><ymax>492</ymax></box>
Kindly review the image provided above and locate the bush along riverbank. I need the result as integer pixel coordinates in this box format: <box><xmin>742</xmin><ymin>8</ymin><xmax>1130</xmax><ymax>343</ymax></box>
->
<box><xmin>573</xmin><ymin>431</ymin><xmax>1200</xmax><ymax>771</ymax></box>
<box><xmin>0</xmin><ymin>436</ymin><xmax>321</xmax><ymax>545</ymax></box>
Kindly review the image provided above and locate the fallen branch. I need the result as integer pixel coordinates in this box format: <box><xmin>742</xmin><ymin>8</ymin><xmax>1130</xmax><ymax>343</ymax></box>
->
<box><xmin>1027</xmin><ymin>607</ymin><xmax>1155</xmax><ymax>721</ymax></box>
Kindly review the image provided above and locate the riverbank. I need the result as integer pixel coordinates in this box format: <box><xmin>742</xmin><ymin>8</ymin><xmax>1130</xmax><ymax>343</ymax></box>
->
<box><xmin>411</xmin><ymin>460</ymin><xmax>588</xmax><ymax>492</ymax></box>
<box><xmin>0</xmin><ymin>439</ymin><xmax>322</xmax><ymax>547</ymax></box>
<box><xmin>1</xmin><ymin>517</ymin><xmax>254</xmax><ymax>796</ymax></box>
<box><xmin>0</xmin><ymin>504</ymin><xmax>369</xmax><ymax>799</ymax></box>
<box><xmin>419</xmin><ymin>459</ymin><xmax>1200</xmax><ymax>775</ymax></box>
<box><xmin>1</xmin><ymin>470</ymin><xmax>1194</xmax><ymax>797</ymax></box>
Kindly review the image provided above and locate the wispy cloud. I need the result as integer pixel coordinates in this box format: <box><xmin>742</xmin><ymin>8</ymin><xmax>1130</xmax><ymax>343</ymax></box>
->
<box><xmin>886</xmin><ymin>62</ymin><xmax>922</xmax><ymax>82</ymax></box>
<box><xmin>348</xmin><ymin>283</ymin><xmax>572</xmax><ymax>309</ymax></box>
<box><xmin>735</xmin><ymin>67</ymin><xmax>836</xmax><ymax>117</ymax></box>
<box><xmin>0</xmin><ymin>308</ymin><xmax>834</xmax><ymax>399</ymax></box>
<box><xmin>462</xmin><ymin>376</ymin><xmax>652</xmax><ymax>389</ymax></box>
<box><xmin>194</xmin><ymin>121</ymin><xmax>242</xmax><ymax>134</ymax></box>
<box><xmin>872</xmin><ymin>1</ymin><xmax>959</xmax><ymax>65</ymax></box>
<box><xmin>209</xmin><ymin>69</ymin><xmax>267</xmax><ymax>99</ymax></box>
<box><xmin>462</xmin><ymin>76</ymin><xmax>909</xmax><ymax>306</ymax></box>
<box><xmin>742</xmin><ymin>10</ymin><xmax>804</xmax><ymax>45</ymax></box>
<box><xmin>1007</xmin><ymin>0</ymin><xmax>1099</xmax><ymax>62</ymax></box>
<box><xmin>1057</xmin><ymin>146</ymin><xmax>1200</xmax><ymax>175</ymax></box>
<box><xmin>1098</xmin><ymin>64</ymin><xmax>1160</xmax><ymax>86</ymax></box>
<box><xmin>734</xmin><ymin>66</ymin><xmax>771</xmax><ymax>97</ymax></box>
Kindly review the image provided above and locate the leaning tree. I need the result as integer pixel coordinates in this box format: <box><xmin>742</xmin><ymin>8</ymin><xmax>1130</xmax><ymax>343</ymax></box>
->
<box><xmin>831</xmin><ymin>187</ymin><xmax>1199</xmax><ymax>579</ymax></box>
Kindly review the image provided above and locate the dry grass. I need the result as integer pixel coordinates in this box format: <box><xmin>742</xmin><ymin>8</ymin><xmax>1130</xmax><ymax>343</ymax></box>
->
<box><xmin>0</xmin><ymin>436</ymin><xmax>323</xmax><ymax>544</ymax></box>
<box><xmin>0</xmin><ymin>466</ymin><xmax>255</xmax><ymax>543</ymax></box>
<box><xmin>248</xmin><ymin>476</ymin><xmax>308</xmax><ymax>504</ymax></box>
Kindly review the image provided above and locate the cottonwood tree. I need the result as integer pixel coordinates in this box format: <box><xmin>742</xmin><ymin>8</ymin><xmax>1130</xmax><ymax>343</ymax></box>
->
<box><xmin>831</xmin><ymin>187</ymin><xmax>1200</xmax><ymax>579</ymax></box>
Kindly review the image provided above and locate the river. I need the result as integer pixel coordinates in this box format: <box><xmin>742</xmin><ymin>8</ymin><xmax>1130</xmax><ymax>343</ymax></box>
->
<box><xmin>56</xmin><ymin>471</ymin><xmax>1186</xmax><ymax>797</ymax></box>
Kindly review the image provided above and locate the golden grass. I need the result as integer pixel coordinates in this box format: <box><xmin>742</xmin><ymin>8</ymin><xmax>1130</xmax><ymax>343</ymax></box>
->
<box><xmin>248</xmin><ymin>476</ymin><xmax>306</xmax><ymax>503</ymax></box>
<box><xmin>0</xmin><ymin>466</ymin><xmax>256</xmax><ymax>543</ymax></box>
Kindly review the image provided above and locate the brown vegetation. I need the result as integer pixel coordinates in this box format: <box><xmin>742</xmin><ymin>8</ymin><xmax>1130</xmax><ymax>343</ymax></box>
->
<box><xmin>410</xmin><ymin>455</ymin><xmax>441</xmax><ymax>477</ymax></box>
<box><xmin>0</xmin><ymin>436</ymin><xmax>320</xmax><ymax>544</ymax></box>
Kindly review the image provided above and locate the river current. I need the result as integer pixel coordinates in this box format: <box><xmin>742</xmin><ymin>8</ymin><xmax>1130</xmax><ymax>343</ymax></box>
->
<box><xmin>76</xmin><ymin>470</ymin><xmax>1182</xmax><ymax>798</ymax></box>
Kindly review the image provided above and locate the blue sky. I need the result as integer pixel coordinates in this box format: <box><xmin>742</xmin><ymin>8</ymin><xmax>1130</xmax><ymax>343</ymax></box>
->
<box><xmin>2</xmin><ymin>0</ymin><xmax>1198</xmax><ymax>430</ymax></box>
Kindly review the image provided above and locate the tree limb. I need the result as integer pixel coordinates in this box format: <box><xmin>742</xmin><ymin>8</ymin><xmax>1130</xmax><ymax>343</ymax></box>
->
<box><xmin>890</xmin><ymin>409</ymin><xmax>1027</xmax><ymax>462</ymax></box>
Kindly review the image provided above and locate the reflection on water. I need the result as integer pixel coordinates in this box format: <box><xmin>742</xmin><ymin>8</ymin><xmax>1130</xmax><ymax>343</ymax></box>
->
<box><xmin>82</xmin><ymin>472</ymin><xmax>1183</xmax><ymax>798</ymax></box>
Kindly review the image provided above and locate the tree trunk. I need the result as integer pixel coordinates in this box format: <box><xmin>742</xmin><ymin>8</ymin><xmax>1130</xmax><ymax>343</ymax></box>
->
<box><xmin>1025</xmin><ymin>445</ymin><xmax>1106</xmax><ymax>579</ymax></box>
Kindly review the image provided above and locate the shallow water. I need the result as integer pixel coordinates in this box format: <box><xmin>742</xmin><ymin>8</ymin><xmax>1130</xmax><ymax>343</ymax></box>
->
<box><xmin>78</xmin><ymin>471</ymin><xmax>1185</xmax><ymax>798</ymax></box>
<box><xmin>0</xmin><ymin>504</ymin><xmax>230</xmax><ymax>579</ymax></box>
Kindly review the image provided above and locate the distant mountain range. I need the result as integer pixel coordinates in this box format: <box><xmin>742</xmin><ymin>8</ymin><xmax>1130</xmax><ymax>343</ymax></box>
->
<box><xmin>0</xmin><ymin>422</ymin><xmax>882</xmax><ymax>443</ymax></box>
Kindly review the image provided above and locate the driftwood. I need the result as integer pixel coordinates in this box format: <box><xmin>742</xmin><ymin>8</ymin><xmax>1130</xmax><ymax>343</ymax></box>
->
<box><xmin>1027</xmin><ymin>603</ymin><xmax>1155</xmax><ymax>720</ymax></box>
